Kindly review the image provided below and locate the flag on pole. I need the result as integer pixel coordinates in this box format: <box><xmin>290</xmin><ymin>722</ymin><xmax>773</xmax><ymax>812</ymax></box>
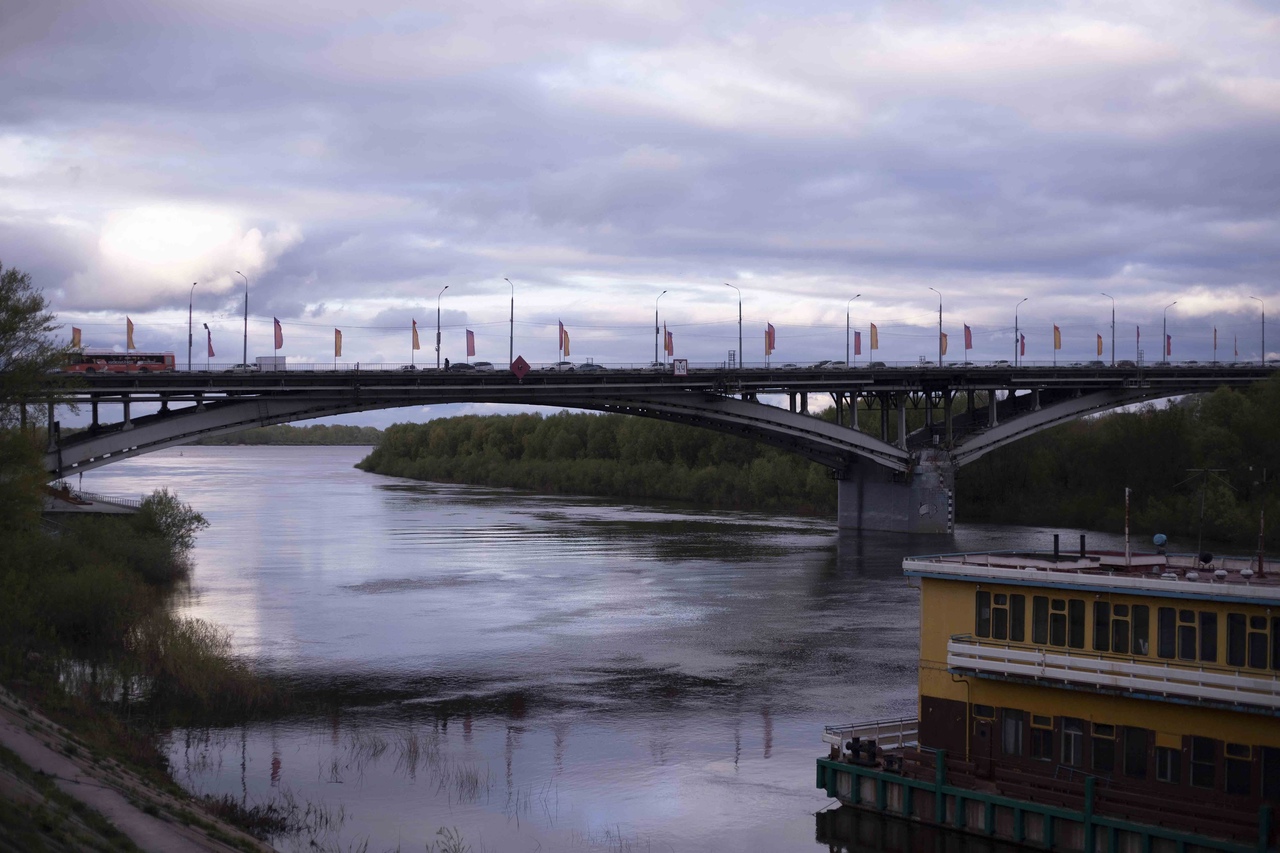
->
<box><xmin>559</xmin><ymin>321</ymin><xmax>570</xmax><ymax>357</ymax></box>
<box><xmin>207</xmin><ymin>328</ymin><xmax>215</xmax><ymax>358</ymax></box>
<box><xmin>765</xmin><ymin>323</ymin><xmax>776</xmax><ymax>356</ymax></box>
<box><xmin>1137</xmin><ymin>325</ymin><xmax>1140</xmax><ymax>347</ymax></box>
<box><xmin>1053</xmin><ymin>325</ymin><xmax>1062</xmax><ymax>350</ymax></box>
<box><xmin>466</xmin><ymin>329</ymin><xmax>476</xmax><ymax>357</ymax></box>
<box><xmin>869</xmin><ymin>323</ymin><xmax>879</xmax><ymax>350</ymax></box>
<box><xmin>1235</xmin><ymin>334</ymin><xmax>1239</xmax><ymax>358</ymax></box>
<box><xmin>71</xmin><ymin>327</ymin><xmax>82</xmax><ymax>348</ymax></box>
<box><xmin>963</xmin><ymin>324</ymin><xmax>972</xmax><ymax>350</ymax></box>
<box><xmin>665</xmin><ymin>328</ymin><xmax>674</xmax><ymax>356</ymax></box>
<box><xmin>335</xmin><ymin>329</ymin><xmax>342</xmax><ymax>358</ymax></box>
<box><xmin>412</xmin><ymin>320</ymin><xmax>420</xmax><ymax>350</ymax></box>
<box><xmin>1166</xmin><ymin>334</ymin><xmax>1172</xmax><ymax>357</ymax></box>
<box><xmin>940</xmin><ymin>332</ymin><xmax>948</xmax><ymax>356</ymax></box>
<box><xmin>1019</xmin><ymin>334</ymin><xmax>1026</xmax><ymax>357</ymax></box>
<box><xmin>126</xmin><ymin>317</ymin><xmax>135</xmax><ymax>350</ymax></box>
<box><xmin>274</xmin><ymin>317</ymin><xmax>283</xmax><ymax>350</ymax></box>
<box><xmin>854</xmin><ymin>330</ymin><xmax>862</xmax><ymax>356</ymax></box>
<box><xmin>1097</xmin><ymin>334</ymin><xmax>1103</xmax><ymax>356</ymax></box>
<box><xmin>1213</xmin><ymin>327</ymin><xmax>1217</xmax><ymax>350</ymax></box>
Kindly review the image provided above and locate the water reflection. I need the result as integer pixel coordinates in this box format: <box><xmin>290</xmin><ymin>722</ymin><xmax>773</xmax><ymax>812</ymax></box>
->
<box><xmin>80</xmin><ymin>447</ymin><xmax>1131</xmax><ymax>851</ymax></box>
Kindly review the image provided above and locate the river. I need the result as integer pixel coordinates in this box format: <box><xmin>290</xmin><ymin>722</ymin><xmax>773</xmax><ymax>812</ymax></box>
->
<box><xmin>79</xmin><ymin>445</ymin><xmax>1129</xmax><ymax>851</ymax></box>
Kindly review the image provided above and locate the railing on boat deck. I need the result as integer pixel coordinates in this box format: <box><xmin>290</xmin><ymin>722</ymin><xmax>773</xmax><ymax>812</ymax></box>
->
<box><xmin>822</xmin><ymin>715</ymin><xmax>918</xmax><ymax>750</ymax></box>
<box><xmin>947</xmin><ymin>634</ymin><xmax>1280</xmax><ymax>711</ymax></box>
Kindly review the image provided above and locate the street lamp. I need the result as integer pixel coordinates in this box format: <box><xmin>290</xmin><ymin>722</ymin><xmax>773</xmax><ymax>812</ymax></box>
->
<box><xmin>234</xmin><ymin>271</ymin><xmax>248</xmax><ymax>366</ymax></box>
<box><xmin>436</xmin><ymin>285</ymin><xmax>449</xmax><ymax>370</ymax></box>
<box><xmin>1163</xmin><ymin>301</ymin><xmax>1178</xmax><ymax>364</ymax></box>
<box><xmin>723</xmin><ymin>283</ymin><xmax>742</xmax><ymax>368</ymax></box>
<box><xmin>1014</xmin><ymin>297</ymin><xmax>1028</xmax><ymax>366</ymax></box>
<box><xmin>655</xmin><ymin>290</ymin><xmax>668</xmax><ymax>365</ymax></box>
<box><xmin>1251</xmin><ymin>296</ymin><xmax>1265</xmax><ymax>365</ymax></box>
<box><xmin>1101</xmin><ymin>292</ymin><xmax>1115</xmax><ymax>366</ymax></box>
<box><xmin>846</xmin><ymin>294</ymin><xmax>861</xmax><ymax>365</ymax></box>
<box><xmin>928</xmin><ymin>287</ymin><xmax>943</xmax><ymax>365</ymax></box>
<box><xmin>202</xmin><ymin>323</ymin><xmax>210</xmax><ymax>370</ymax></box>
<box><xmin>187</xmin><ymin>281</ymin><xmax>197</xmax><ymax>371</ymax></box>
<box><xmin>504</xmin><ymin>278</ymin><xmax>515</xmax><ymax>369</ymax></box>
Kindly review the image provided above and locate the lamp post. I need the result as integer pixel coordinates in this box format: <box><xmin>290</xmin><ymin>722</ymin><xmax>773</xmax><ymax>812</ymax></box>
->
<box><xmin>234</xmin><ymin>271</ymin><xmax>248</xmax><ymax>366</ymax></box>
<box><xmin>928</xmin><ymin>287</ymin><xmax>943</xmax><ymax>366</ymax></box>
<box><xmin>187</xmin><ymin>281</ymin><xmax>197</xmax><ymax>371</ymax></box>
<box><xmin>846</xmin><ymin>294</ymin><xmax>861</xmax><ymax>365</ymax></box>
<box><xmin>202</xmin><ymin>323</ymin><xmax>210</xmax><ymax>370</ymax></box>
<box><xmin>1163</xmin><ymin>301</ymin><xmax>1177</xmax><ymax>364</ymax></box>
<box><xmin>723</xmin><ymin>283</ymin><xmax>742</xmax><ymax>368</ymax></box>
<box><xmin>436</xmin><ymin>285</ymin><xmax>449</xmax><ymax>370</ymax></box>
<box><xmin>1014</xmin><ymin>297</ymin><xmax>1028</xmax><ymax>366</ymax></box>
<box><xmin>504</xmin><ymin>278</ymin><xmax>515</xmax><ymax>368</ymax></box>
<box><xmin>1101</xmin><ymin>292</ymin><xmax>1115</xmax><ymax>366</ymax></box>
<box><xmin>655</xmin><ymin>290</ymin><xmax>668</xmax><ymax>365</ymax></box>
<box><xmin>1251</xmin><ymin>296</ymin><xmax>1265</xmax><ymax>365</ymax></box>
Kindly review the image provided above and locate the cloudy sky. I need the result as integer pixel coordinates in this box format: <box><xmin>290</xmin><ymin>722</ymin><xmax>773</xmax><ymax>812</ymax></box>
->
<box><xmin>5</xmin><ymin>0</ymin><xmax>1280</xmax><ymax>376</ymax></box>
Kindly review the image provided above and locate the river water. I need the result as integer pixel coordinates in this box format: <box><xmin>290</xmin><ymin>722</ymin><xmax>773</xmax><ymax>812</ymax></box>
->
<box><xmin>79</xmin><ymin>445</ymin><xmax>1129</xmax><ymax>852</ymax></box>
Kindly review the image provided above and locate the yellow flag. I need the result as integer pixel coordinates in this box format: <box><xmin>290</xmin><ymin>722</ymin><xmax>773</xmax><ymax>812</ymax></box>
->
<box><xmin>71</xmin><ymin>327</ymin><xmax>82</xmax><ymax>348</ymax></box>
<box><xmin>940</xmin><ymin>332</ymin><xmax>948</xmax><ymax>356</ymax></box>
<box><xmin>870</xmin><ymin>323</ymin><xmax>879</xmax><ymax>350</ymax></box>
<box><xmin>1053</xmin><ymin>324</ymin><xmax>1062</xmax><ymax>350</ymax></box>
<box><xmin>126</xmin><ymin>317</ymin><xmax>135</xmax><ymax>350</ymax></box>
<box><xmin>412</xmin><ymin>320</ymin><xmax>420</xmax><ymax>350</ymax></box>
<box><xmin>335</xmin><ymin>329</ymin><xmax>343</xmax><ymax>358</ymax></box>
<box><xmin>1097</xmin><ymin>334</ymin><xmax>1103</xmax><ymax>356</ymax></box>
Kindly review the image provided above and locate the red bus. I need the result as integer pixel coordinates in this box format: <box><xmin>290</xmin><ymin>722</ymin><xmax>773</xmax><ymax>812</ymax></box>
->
<box><xmin>65</xmin><ymin>348</ymin><xmax>177</xmax><ymax>373</ymax></box>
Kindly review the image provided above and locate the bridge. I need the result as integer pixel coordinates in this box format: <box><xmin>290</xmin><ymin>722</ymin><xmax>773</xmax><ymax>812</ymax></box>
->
<box><xmin>31</xmin><ymin>362</ymin><xmax>1275</xmax><ymax>533</ymax></box>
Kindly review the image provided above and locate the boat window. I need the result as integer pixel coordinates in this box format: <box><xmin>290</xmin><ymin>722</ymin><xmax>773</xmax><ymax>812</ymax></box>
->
<box><xmin>972</xmin><ymin>704</ymin><xmax>995</xmax><ymax>720</ymax></box>
<box><xmin>1228</xmin><ymin>613</ymin><xmax>1247</xmax><ymax>667</ymax></box>
<box><xmin>1133</xmin><ymin>605</ymin><xmax>1149</xmax><ymax>655</ymax></box>
<box><xmin>1049</xmin><ymin>599</ymin><xmax>1067</xmax><ymax>647</ymax></box>
<box><xmin>1061</xmin><ymin>718</ymin><xmax>1084</xmax><ymax>767</ymax></box>
<box><xmin>1030</xmin><ymin>716</ymin><xmax>1053</xmax><ymax>761</ymax></box>
<box><xmin>1273</xmin><ymin>618</ymin><xmax>1280</xmax><ymax>671</ymax></box>
<box><xmin>1177</xmin><ymin>610</ymin><xmax>1197</xmax><ymax>661</ymax></box>
<box><xmin>1122</xmin><ymin>727</ymin><xmax>1148</xmax><ymax>779</ymax></box>
<box><xmin>1157</xmin><ymin>607</ymin><xmax>1176</xmax><ymax>659</ymax></box>
<box><xmin>1067</xmin><ymin>600</ymin><xmax>1085</xmax><ymax>648</ymax></box>
<box><xmin>1225</xmin><ymin>744</ymin><xmax>1251</xmax><ymax>796</ymax></box>
<box><xmin>1190</xmin><ymin>736</ymin><xmax>1216</xmax><ymax>789</ymax></box>
<box><xmin>1032</xmin><ymin>596</ymin><xmax>1049</xmax><ymax>644</ymax></box>
<box><xmin>1091</xmin><ymin>724</ymin><xmax>1115</xmax><ymax>774</ymax></box>
<box><xmin>1199</xmin><ymin>612</ymin><xmax>1218</xmax><ymax>663</ymax></box>
<box><xmin>1249</xmin><ymin>620</ymin><xmax>1268</xmax><ymax>669</ymax></box>
<box><xmin>1156</xmin><ymin>746</ymin><xmax>1181</xmax><ymax>784</ymax></box>
<box><xmin>975</xmin><ymin>591</ymin><xmax>992</xmax><ymax>637</ymax></box>
<box><xmin>1262</xmin><ymin>747</ymin><xmax>1280</xmax><ymax>801</ymax></box>
<box><xmin>1010</xmin><ymin>594</ymin><xmax>1025</xmax><ymax>642</ymax></box>
<box><xmin>1093</xmin><ymin>602</ymin><xmax>1111</xmax><ymax>652</ymax></box>
<box><xmin>1001</xmin><ymin>710</ymin><xmax>1024</xmax><ymax>756</ymax></box>
<box><xmin>992</xmin><ymin>594</ymin><xmax>1008</xmax><ymax>640</ymax></box>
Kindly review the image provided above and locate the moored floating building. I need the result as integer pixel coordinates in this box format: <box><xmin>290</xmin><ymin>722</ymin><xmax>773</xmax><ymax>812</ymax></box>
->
<box><xmin>817</xmin><ymin>543</ymin><xmax>1280</xmax><ymax>852</ymax></box>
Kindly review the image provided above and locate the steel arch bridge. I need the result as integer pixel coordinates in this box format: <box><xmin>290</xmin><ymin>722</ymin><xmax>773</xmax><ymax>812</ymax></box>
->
<box><xmin>30</xmin><ymin>362</ymin><xmax>1275</xmax><ymax>532</ymax></box>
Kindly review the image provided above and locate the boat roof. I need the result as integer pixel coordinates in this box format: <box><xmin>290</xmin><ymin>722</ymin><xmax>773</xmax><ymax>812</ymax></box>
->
<box><xmin>904</xmin><ymin>550</ymin><xmax>1280</xmax><ymax>606</ymax></box>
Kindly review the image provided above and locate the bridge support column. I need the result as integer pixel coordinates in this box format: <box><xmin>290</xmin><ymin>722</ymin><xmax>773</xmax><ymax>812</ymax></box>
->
<box><xmin>988</xmin><ymin>391</ymin><xmax>998</xmax><ymax>427</ymax></box>
<box><xmin>122</xmin><ymin>399</ymin><xmax>133</xmax><ymax>431</ymax></box>
<box><xmin>896</xmin><ymin>399</ymin><xmax>907</xmax><ymax>450</ymax></box>
<box><xmin>837</xmin><ymin>450</ymin><xmax>955</xmax><ymax>534</ymax></box>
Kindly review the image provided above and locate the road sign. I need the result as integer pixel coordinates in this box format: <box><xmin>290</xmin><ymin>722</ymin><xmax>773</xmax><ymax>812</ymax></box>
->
<box><xmin>511</xmin><ymin>356</ymin><xmax>530</xmax><ymax>379</ymax></box>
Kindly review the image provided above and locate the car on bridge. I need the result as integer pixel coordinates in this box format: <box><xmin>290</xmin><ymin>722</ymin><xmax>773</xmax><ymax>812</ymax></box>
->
<box><xmin>577</xmin><ymin>362</ymin><xmax>607</xmax><ymax>373</ymax></box>
<box><xmin>545</xmin><ymin>361</ymin><xmax>575</xmax><ymax>372</ymax></box>
<box><xmin>473</xmin><ymin>361</ymin><xmax>495</xmax><ymax>371</ymax></box>
<box><xmin>226</xmin><ymin>363</ymin><xmax>260</xmax><ymax>373</ymax></box>
<box><xmin>450</xmin><ymin>362</ymin><xmax>477</xmax><ymax>372</ymax></box>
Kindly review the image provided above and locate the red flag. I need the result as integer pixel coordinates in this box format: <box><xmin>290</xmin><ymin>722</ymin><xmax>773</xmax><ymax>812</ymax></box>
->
<box><xmin>334</xmin><ymin>329</ymin><xmax>342</xmax><ymax>358</ymax></box>
<box><xmin>765</xmin><ymin>323</ymin><xmax>776</xmax><ymax>355</ymax></box>
<box><xmin>466</xmin><ymin>329</ymin><xmax>476</xmax><ymax>357</ymax></box>
<box><xmin>126</xmin><ymin>317</ymin><xmax>135</xmax><ymax>350</ymax></box>
<box><xmin>273</xmin><ymin>317</ymin><xmax>283</xmax><ymax>350</ymax></box>
<box><xmin>1166</xmin><ymin>334</ymin><xmax>1172</xmax><ymax>357</ymax></box>
<box><xmin>412</xmin><ymin>320</ymin><xmax>420</xmax><ymax>350</ymax></box>
<box><xmin>963</xmin><ymin>324</ymin><xmax>972</xmax><ymax>350</ymax></box>
<box><xmin>940</xmin><ymin>332</ymin><xmax>948</xmax><ymax>356</ymax></box>
<box><xmin>1019</xmin><ymin>334</ymin><xmax>1025</xmax><ymax>357</ymax></box>
<box><xmin>71</xmin><ymin>327</ymin><xmax>82</xmax><ymax>348</ymax></box>
<box><xmin>207</xmin><ymin>328</ymin><xmax>215</xmax><ymax>358</ymax></box>
<box><xmin>854</xmin><ymin>330</ymin><xmax>862</xmax><ymax>356</ymax></box>
<box><xmin>559</xmin><ymin>321</ymin><xmax>570</xmax><ymax>357</ymax></box>
<box><xmin>665</xmin><ymin>328</ymin><xmax>674</xmax><ymax>356</ymax></box>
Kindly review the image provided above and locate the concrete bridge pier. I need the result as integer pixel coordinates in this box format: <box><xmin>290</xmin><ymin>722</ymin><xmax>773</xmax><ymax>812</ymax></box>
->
<box><xmin>837</xmin><ymin>449</ymin><xmax>955</xmax><ymax>534</ymax></box>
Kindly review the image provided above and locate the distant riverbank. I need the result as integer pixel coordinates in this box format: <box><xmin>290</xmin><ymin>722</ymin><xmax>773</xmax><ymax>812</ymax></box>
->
<box><xmin>195</xmin><ymin>423</ymin><xmax>382</xmax><ymax>446</ymax></box>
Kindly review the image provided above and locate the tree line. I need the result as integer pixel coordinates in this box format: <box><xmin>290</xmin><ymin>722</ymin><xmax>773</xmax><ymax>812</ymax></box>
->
<box><xmin>195</xmin><ymin>423</ymin><xmax>383</xmax><ymax>445</ymax></box>
<box><xmin>357</xmin><ymin>411</ymin><xmax>840</xmax><ymax>514</ymax></box>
